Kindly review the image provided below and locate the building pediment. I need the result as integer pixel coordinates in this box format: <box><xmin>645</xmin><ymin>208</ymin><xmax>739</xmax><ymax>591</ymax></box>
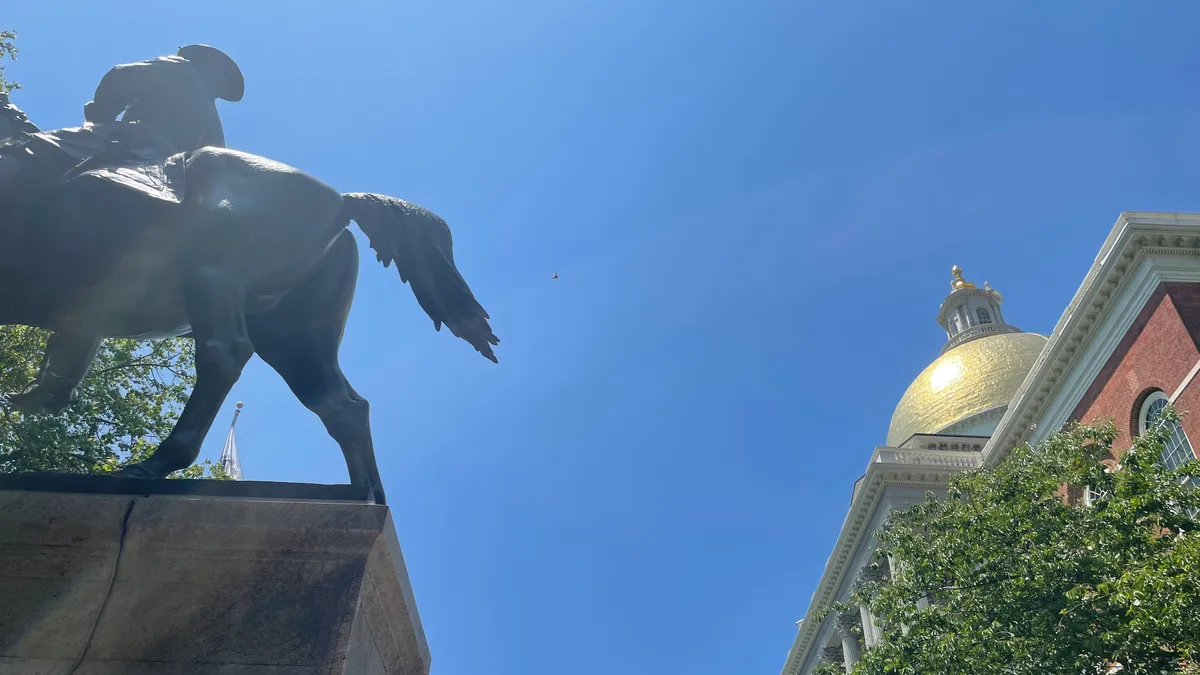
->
<box><xmin>984</xmin><ymin>212</ymin><xmax>1200</xmax><ymax>465</ymax></box>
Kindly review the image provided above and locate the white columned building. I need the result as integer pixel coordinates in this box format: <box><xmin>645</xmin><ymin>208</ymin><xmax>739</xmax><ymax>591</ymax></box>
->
<box><xmin>781</xmin><ymin>212</ymin><xmax>1200</xmax><ymax>673</ymax></box>
<box><xmin>780</xmin><ymin>267</ymin><xmax>1046</xmax><ymax>674</ymax></box>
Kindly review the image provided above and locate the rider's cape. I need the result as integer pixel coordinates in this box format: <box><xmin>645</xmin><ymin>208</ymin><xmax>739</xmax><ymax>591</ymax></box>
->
<box><xmin>27</xmin><ymin>123</ymin><xmax>187</xmax><ymax>204</ymax></box>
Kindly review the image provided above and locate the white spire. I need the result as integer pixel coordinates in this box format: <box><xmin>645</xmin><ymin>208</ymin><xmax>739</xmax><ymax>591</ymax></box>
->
<box><xmin>219</xmin><ymin>402</ymin><xmax>245</xmax><ymax>480</ymax></box>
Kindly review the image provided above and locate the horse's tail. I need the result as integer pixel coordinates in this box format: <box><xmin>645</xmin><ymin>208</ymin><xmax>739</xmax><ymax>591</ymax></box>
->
<box><xmin>340</xmin><ymin>192</ymin><xmax>499</xmax><ymax>362</ymax></box>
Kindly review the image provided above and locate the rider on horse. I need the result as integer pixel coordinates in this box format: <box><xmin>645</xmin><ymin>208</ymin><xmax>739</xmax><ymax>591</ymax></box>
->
<box><xmin>83</xmin><ymin>44</ymin><xmax>243</xmax><ymax>155</ymax></box>
<box><xmin>0</xmin><ymin>45</ymin><xmax>243</xmax><ymax>202</ymax></box>
<box><xmin>5</xmin><ymin>44</ymin><xmax>245</xmax><ymax>203</ymax></box>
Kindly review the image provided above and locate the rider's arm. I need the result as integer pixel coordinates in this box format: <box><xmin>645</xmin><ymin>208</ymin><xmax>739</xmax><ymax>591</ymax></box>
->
<box><xmin>84</xmin><ymin>57</ymin><xmax>190</xmax><ymax>123</ymax></box>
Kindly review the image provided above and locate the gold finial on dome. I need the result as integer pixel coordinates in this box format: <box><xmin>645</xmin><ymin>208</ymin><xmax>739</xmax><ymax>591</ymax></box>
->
<box><xmin>950</xmin><ymin>265</ymin><xmax>976</xmax><ymax>291</ymax></box>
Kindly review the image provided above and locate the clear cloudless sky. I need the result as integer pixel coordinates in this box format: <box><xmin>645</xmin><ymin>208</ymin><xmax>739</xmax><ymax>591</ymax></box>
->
<box><xmin>7</xmin><ymin>2</ymin><xmax>1200</xmax><ymax>673</ymax></box>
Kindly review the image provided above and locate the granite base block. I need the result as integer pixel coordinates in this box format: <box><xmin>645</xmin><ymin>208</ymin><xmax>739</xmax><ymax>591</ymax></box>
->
<box><xmin>0</xmin><ymin>477</ymin><xmax>430</xmax><ymax>675</ymax></box>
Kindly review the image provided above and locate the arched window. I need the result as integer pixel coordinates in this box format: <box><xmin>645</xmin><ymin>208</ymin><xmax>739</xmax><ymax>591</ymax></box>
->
<box><xmin>975</xmin><ymin>307</ymin><xmax>993</xmax><ymax>324</ymax></box>
<box><xmin>1139</xmin><ymin>391</ymin><xmax>1198</xmax><ymax>472</ymax></box>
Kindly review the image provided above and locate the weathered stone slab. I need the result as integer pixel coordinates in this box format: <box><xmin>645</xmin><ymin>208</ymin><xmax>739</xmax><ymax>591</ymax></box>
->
<box><xmin>0</xmin><ymin>477</ymin><xmax>430</xmax><ymax>675</ymax></box>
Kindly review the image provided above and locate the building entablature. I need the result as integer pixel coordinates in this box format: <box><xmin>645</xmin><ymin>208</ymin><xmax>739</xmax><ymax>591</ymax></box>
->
<box><xmin>781</xmin><ymin>442</ymin><xmax>982</xmax><ymax>675</ymax></box>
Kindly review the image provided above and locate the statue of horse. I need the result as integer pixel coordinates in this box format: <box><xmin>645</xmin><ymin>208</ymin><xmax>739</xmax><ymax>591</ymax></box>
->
<box><xmin>0</xmin><ymin>92</ymin><xmax>498</xmax><ymax>505</ymax></box>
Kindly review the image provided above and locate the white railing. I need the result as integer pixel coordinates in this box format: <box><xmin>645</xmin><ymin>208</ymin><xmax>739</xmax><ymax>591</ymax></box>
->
<box><xmin>874</xmin><ymin>448</ymin><xmax>982</xmax><ymax>469</ymax></box>
<box><xmin>942</xmin><ymin>323</ymin><xmax>1021</xmax><ymax>352</ymax></box>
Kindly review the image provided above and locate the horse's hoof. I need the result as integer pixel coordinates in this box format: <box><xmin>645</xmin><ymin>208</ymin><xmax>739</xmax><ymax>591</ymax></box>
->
<box><xmin>113</xmin><ymin>464</ymin><xmax>158</xmax><ymax>479</ymax></box>
<box><xmin>2</xmin><ymin>391</ymin><xmax>69</xmax><ymax>415</ymax></box>
<box><xmin>0</xmin><ymin>392</ymin><xmax>30</xmax><ymax>413</ymax></box>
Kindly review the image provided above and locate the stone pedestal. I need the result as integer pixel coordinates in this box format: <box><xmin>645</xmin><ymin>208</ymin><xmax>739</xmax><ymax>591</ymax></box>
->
<box><xmin>0</xmin><ymin>474</ymin><xmax>431</xmax><ymax>675</ymax></box>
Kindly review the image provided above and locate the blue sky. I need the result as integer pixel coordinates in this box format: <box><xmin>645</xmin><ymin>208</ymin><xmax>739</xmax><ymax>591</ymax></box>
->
<box><xmin>7</xmin><ymin>2</ymin><xmax>1200</xmax><ymax>673</ymax></box>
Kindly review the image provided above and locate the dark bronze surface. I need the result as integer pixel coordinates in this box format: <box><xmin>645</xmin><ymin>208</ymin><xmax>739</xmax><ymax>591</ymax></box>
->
<box><xmin>0</xmin><ymin>49</ymin><xmax>498</xmax><ymax>505</ymax></box>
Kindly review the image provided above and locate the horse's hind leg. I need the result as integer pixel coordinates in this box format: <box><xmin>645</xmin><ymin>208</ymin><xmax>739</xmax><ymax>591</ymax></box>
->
<box><xmin>247</xmin><ymin>232</ymin><xmax>386</xmax><ymax>504</ymax></box>
<box><xmin>5</xmin><ymin>332</ymin><xmax>100</xmax><ymax>414</ymax></box>
<box><xmin>119</xmin><ymin>268</ymin><xmax>254</xmax><ymax>478</ymax></box>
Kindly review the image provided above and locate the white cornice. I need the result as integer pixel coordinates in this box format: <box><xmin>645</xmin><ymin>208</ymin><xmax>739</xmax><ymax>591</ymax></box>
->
<box><xmin>779</xmin><ymin>446</ymin><xmax>981</xmax><ymax>675</ymax></box>
<box><xmin>982</xmin><ymin>212</ymin><xmax>1200</xmax><ymax>466</ymax></box>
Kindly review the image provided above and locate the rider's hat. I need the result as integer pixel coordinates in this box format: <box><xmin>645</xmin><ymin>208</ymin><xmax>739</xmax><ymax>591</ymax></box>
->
<box><xmin>177</xmin><ymin>44</ymin><xmax>245</xmax><ymax>103</ymax></box>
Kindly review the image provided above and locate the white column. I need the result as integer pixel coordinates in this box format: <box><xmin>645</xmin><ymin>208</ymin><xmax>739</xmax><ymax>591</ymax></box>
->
<box><xmin>837</xmin><ymin>613</ymin><xmax>862</xmax><ymax>669</ymax></box>
<box><xmin>885</xmin><ymin>554</ymin><xmax>914</xmax><ymax>635</ymax></box>
<box><xmin>858</xmin><ymin>603</ymin><xmax>876</xmax><ymax>646</ymax></box>
<box><xmin>893</xmin><ymin>554</ymin><xmax>931</xmax><ymax>611</ymax></box>
<box><xmin>857</xmin><ymin>565</ymin><xmax>887</xmax><ymax>647</ymax></box>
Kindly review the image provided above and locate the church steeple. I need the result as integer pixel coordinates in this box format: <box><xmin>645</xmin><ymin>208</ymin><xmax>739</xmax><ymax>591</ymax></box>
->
<box><xmin>219</xmin><ymin>402</ymin><xmax>245</xmax><ymax>480</ymax></box>
<box><xmin>935</xmin><ymin>266</ymin><xmax>1021</xmax><ymax>353</ymax></box>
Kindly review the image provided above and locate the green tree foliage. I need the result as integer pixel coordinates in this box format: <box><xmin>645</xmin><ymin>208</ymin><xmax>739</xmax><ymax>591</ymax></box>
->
<box><xmin>0</xmin><ymin>29</ymin><xmax>19</xmax><ymax>93</ymax></box>
<box><xmin>0</xmin><ymin>328</ymin><xmax>223</xmax><ymax>478</ymax></box>
<box><xmin>0</xmin><ymin>30</ymin><xmax>219</xmax><ymax>479</ymax></box>
<box><xmin>817</xmin><ymin>416</ymin><xmax>1200</xmax><ymax>675</ymax></box>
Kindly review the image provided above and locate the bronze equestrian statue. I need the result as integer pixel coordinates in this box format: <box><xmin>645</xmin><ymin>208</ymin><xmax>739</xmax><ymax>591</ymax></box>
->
<box><xmin>0</xmin><ymin>48</ymin><xmax>498</xmax><ymax>505</ymax></box>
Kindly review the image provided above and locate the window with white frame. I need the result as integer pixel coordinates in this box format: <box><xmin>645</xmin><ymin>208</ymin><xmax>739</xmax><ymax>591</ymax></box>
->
<box><xmin>1138</xmin><ymin>391</ymin><xmax>1198</xmax><ymax>474</ymax></box>
<box><xmin>975</xmin><ymin>307</ymin><xmax>992</xmax><ymax>324</ymax></box>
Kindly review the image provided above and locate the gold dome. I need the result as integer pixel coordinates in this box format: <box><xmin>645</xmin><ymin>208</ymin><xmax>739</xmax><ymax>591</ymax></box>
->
<box><xmin>886</xmin><ymin>332</ymin><xmax>1047</xmax><ymax>447</ymax></box>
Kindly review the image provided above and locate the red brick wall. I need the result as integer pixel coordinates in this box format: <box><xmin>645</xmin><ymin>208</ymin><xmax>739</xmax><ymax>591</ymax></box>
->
<box><xmin>1070</xmin><ymin>283</ymin><xmax>1200</xmax><ymax>455</ymax></box>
